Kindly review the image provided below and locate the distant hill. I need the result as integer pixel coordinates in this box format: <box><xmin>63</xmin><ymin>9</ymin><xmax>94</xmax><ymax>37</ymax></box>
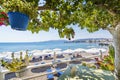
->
<box><xmin>64</xmin><ymin>38</ymin><xmax>112</xmax><ymax>43</ymax></box>
<box><xmin>40</xmin><ymin>38</ymin><xmax>112</xmax><ymax>43</ymax></box>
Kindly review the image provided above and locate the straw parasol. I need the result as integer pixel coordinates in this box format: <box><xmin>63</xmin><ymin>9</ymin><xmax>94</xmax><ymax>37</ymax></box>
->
<box><xmin>86</xmin><ymin>48</ymin><xmax>99</xmax><ymax>54</ymax></box>
<box><xmin>74</xmin><ymin>48</ymin><xmax>86</xmax><ymax>53</ymax></box>
<box><xmin>63</xmin><ymin>49</ymin><xmax>74</xmax><ymax>59</ymax></box>
<box><xmin>42</xmin><ymin>49</ymin><xmax>52</xmax><ymax>53</ymax></box>
<box><xmin>63</xmin><ymin>49</ymin><xmax>74</xmax><ymax>54</ymax></box>
<box><xmin>53</xmin><ymin>48</ymin><xmax>62</xmax><ymax>51</ymax></box>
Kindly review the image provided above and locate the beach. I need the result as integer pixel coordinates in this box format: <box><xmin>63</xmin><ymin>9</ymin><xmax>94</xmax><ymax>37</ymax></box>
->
<box><xmin>0</xmin><ymin>46</ymin><xmax>109</xmax><ymax>80</ymax></box>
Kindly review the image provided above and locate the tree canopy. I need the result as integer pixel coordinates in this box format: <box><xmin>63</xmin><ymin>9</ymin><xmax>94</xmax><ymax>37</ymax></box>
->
<box><xmin>29</xmin><ymin>0</ymin><xmax>120</xmax><ymax>40</ymax></box>
<box><xmin>1</xmin><ymin>0</ymin><xmax>120</xmax><ymax>40</ymax></box>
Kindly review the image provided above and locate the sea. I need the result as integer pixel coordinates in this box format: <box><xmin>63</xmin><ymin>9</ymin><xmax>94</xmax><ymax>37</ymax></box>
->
<box><xmin>0</xmin><ymin>40</ymin><xmax>104</xmax><ymax>52</ymax></box>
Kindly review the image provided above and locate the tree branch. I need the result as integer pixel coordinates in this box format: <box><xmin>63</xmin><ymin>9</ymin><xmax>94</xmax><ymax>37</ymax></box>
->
<box><xmin>95</xmin><ymin>4</ymin><xmax>116</xmax><ymax>16</ymax></box>
<box><xmin>106</xmin><ymin>26</ymin><xmax>115</xmax><ymax>35</ymax></box>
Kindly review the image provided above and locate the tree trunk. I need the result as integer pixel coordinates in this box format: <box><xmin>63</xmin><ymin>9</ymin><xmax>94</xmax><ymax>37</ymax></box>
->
<box><xmin>112</xmin><ymin>22</ymin><xmax>120</xmax><ymax>80</ymax></box>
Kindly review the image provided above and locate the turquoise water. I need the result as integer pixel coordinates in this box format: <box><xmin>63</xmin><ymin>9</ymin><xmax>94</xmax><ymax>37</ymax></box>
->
<box><xmin>0</xmin><ymin>40</ymin><xmax>100</xmax><ymax>52</ymax></box>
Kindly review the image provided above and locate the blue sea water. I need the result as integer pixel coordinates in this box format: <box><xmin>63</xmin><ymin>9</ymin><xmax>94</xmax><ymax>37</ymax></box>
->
<box><xmin>0</xmin><ymin>40</ymin><xmax>101</xmax><ymax>52</ymax></box>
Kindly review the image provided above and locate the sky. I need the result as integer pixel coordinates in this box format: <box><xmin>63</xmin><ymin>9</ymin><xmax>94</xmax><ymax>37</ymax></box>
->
<box><xmin>0</xmin><ymin>25</ymin><xmax>112</xmax><ymax>42</ymax></box>
<box><xmin>0</xmin><ymin>0</ymin><xmax>112</xmax><ymax>42</ymax></box>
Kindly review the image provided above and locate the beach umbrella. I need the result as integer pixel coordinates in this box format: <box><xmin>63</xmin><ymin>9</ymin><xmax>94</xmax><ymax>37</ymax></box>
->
<box><xmin>53</xmin><ymin>48</ymin><xmax>62</xmax><ymax>51</ymax></box>
<box><xmin>56</xmin><ymin>51</ymin><xmax>63</xmax><ymax>55</ymax></box>
<box><xmin>63</xmin><ymin>49</ymin><xmax>74</xmax><ymax>59</ymax></box>
<box><xmin>30</xmin><ymin>49</ymin><xmax>41</xmax><ymax>53</ymax></box>
<box><xmin>74</xmin><ymin>48</ymin><xmax>86</xmax><ymax>52</ymax></box>
<box><xmin>63</xmin><ymin>49</ymin><xmax>74</xmax><ymax>54</ymax></box>
<box><xmin>86</xmin><ymin>48</ymin><xmax>107</xmax><ymax>54</ymax></box>
<box><xmin>86</xmin><ymin>48</ymin><xmax>100</xmax><ymax>54</ymax></box>
<box><xmin>30</xmin><ymin>50</ymin><xmax>42</xmax><ymax>57</ymax></box>
<box><xmin>14</xmin><ymin>50</ymin><xmax>27</xmax><ymax>59</ymax></box>
<box><xmin>2</xmin><ymin>52</ymin><xmax>13</xmax><ymax>60</ymax></box>
<box><xmin>42</xmin><ymin>52</ymin><xmax>54</xmax><ymax>56</ymax></box>
<box><xmin>5</xmin><ymin>55</ymin><xmax>12</xmax><ymax>60</ymax></box>
<box><xmin>98</xmin><ymin>48</ymin><xmax>107</xmax><ymax>53</ymax></box>
<box><xmin>0</xmin><ymin>54</ymin><xmax>7</xmax><ymax>59</ymax></box>
<box><xmin>15</xmin><ymin>50</ymin><xmax>26</xmax><ymax>54</ymax></box>
<box><xmin>32</xmin><ymin>52</ymin><xmax>42</xmax><ymax>57</ymax></box>
<box><xmin>53</xmin><ymin>48</ymin><xmax>62</xmax><ymax>55</ymax></box>
<box><xmin>42</xmin><ymin>49</ymin><xmax>52</xmax><ymax>53</ymax></box>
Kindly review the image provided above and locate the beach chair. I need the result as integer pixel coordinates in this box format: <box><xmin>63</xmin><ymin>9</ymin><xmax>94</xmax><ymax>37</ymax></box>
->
<box><xmin>71</xmin><ymin>57</ymin><xmax>74</xmax><ymax>60</ymax></box>
<box><xmin>30</xmin><ymin>57</ymin><xmax>35</xmax><ymax>62</ymax></box>
<box><xmin>57</xmin><ymin>60</ymin><xmax>61</xmax><ymax>62</ymax></box>
<box><xmin>41</xmin><ymin>62</ymin><xmax>45</xmax><ymax>64</ymax></box>
<box><xmin>57</xmin><ymin>54</ymin><xmax>64</xmax><ymax>58</ymax></box>
<box><xmin>38</xmin><ymin>56</ymin><xmax>42</xmax><ymax>61</ymax></box>
<box><xmin>56</xmin><ymin>63</ymin><xmax>67</xmax><ymax>69</ymax></box>
<box><xmin>30</xmin><ymin>57</ymin><xmax>39</xmax><ymax>62</ymax></box>
<box><xmin>47</xmin><ymin>69</ymin><xmax>54</xmax><ymax>80</ymax></box>
<box><xmin>44</xmin><ymin>55</ymin><xmax>53</xmax><ymax>60</ymax></box>
<box><xmin>56</xmin><ymin>68</ymin><xmax>63</xmax><ymax>77</ymax></box>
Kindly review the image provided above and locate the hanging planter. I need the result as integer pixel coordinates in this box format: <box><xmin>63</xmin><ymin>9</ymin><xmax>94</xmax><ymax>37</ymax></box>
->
<box><xmin>8</xmin><ymin>12</ymin><xmax>29</xmax><ymax>31</ymax></box>
<box><xmin>1</xmin><ymin>0</ymin><xmax>38</xmax><ymax>31</ymax></box>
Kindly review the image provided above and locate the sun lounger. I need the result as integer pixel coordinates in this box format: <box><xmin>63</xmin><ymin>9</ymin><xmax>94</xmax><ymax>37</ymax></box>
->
<box><xmin>38</xmin><ymin>56</ymin><xmax>42</xmax><ymax>61</ymax></box>
<box><xmin>56</xmin><ymin>68</ymin><xmax>63</xmax><ymax>77</ymax></box>
<box><xmin>48</xmin><ymin>54</ymin><xmax>51</xmax><ymax>57</ymax></box>
<box><xmin>39</xmin><ymin>56</ymin><xmax>42</xmax><ymax>58</ymax></box>
<box><xmin>31</xmin><ymin>66</ymin><xmax>51</xmax><ymax>73</ymax></box>
<box><xmin>71</xmin><ymin>57</ymin><xmax>74</xmax><ymax>60</ymax></box>
<box><xmin>41</xmin><ymin>62</ymin><xmax>45</xmax><ymax>64</ymax></box>
<box><xmin>34</xmin><ymin>63</ymin><xmax>39</xmax><ymax>65</ymax></box>
<box><xmin>47</xmin><ymin>69</ymin><xmax>54</xmax><ymax>80</ymax></box>
<box><xmin>44</xmin><ymin>55</ymin><xmax>53</xmax><ymax>60</ymax></box>
<box><xmin>57</xmin><ymin>60</ymin><xmax>61</xmax><ymax>62</ymax></box>
<box><xmin>57</xmin><ymin>55</ymin><xmax>64</xmax><ymax>58</ymax></box>
<box><xmin>70</xmin><ymin>61</ymin><xmax>81</xmax><ymax>64</ymax></box>
<box><xmin>30</xmin><ymin>57</ymin><xmax>39</xmax><ymax>62</ymax></box>
<box><xmin>55</xmin><ymin>63</ymin><xmax>67</xmax><ymax>69</ymax></box>
<box><xmin>76</xmin><ymin>54</ymin><xmax>82</xmax><ymax>58</ymax></box>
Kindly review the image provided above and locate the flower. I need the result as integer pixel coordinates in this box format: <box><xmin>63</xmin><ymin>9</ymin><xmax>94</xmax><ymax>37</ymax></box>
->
<box><xmin>0</xmin><ymin>9</ymin><xmax>9</xmax><ymax>26</ymax></box>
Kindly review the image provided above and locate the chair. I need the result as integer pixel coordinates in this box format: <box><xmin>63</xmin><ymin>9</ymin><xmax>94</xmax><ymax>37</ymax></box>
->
<box><xmin>57</xmin><ymin>60</ymin><xmax>61</xmax><ymax>62</ymax></box>
<box><xmin>47</xmin><ymin>69</ymin><xmax>54</xmax><ymax>80</ymax></box>
<box><xmin>56</xmin><ymin>63</ymin><xmax>67</xmax><ymax>69</ymax></box>
<box><xmin>30</xmin><ymin>57</ymin><xmax>39</xmax><ymax>62</ymax></box>
<box><xmin>39</xmin><ymin>56</ymin><xmax>42</xmax><ymax>61</ymax></box>
<box><xmin>41</xmin><ymin>62</ymin><xmax>45</xmax><ymax>64</ymax></box>
<box><xmin>56</xmin><ymin>68</ymin><xmax>63</xmax><ymax>77</ymax></box>
<box><xmin>30</xmin><ymin>57</ymin><xmax>35</xmax><ymax>62</ymax></box>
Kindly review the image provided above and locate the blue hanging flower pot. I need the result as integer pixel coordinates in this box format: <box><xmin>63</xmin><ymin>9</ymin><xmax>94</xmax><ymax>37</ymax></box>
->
<box><xmin>8</xmin><ymin>12</ymin><xmax>29</xmax><ymax>31</ymax></box>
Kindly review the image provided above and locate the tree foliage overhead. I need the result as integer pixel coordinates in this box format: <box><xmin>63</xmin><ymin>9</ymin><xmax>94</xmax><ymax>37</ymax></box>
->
<box><xmin>1</xmin><ymin>0</ymin><xmax>120</xmax><ymax>39</ymax></box>
<box><xmin>29</xmin><ymin>0</ymin><xmax>120</xmax><ymax>39</ymax></box>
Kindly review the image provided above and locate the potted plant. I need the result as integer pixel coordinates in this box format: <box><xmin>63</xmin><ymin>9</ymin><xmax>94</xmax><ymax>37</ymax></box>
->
<box><xmin>0</xmin><ymin>9</ymin><xmax>9</xmax><ymax>26</ymax></box>
<box><xmin>1</xmin><ymin>51</ymin><xmax>30</xmax><ymax>78</ymax></box>
<box><xmin>1</xmin><ymin>0</ymin><xmax>38</xmax><ymax>31</ymax></box>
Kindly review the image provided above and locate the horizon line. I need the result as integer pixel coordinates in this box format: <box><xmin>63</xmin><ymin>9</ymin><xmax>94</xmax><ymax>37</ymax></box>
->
<box><xmin>0</xmin><ymin>38</ymin><xmax>112</xmax><ymax>43</ymax></box>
